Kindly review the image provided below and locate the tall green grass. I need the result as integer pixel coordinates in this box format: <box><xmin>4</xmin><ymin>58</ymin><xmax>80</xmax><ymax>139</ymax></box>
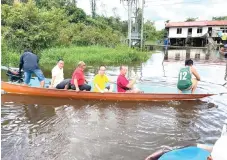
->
<box><xmin>1</xmin><ymin>42</ymin><xmax>21</xmax><ymax>67</ymax></box>
<box><xmin>1</xmin><ymin>45</ymin><xmax>150</xmax><ymax>67</ymax></box>
<box><xmin>39</xmin><ymin>45</ymin><xmax>149</xmax><ymax>65</ymax></box>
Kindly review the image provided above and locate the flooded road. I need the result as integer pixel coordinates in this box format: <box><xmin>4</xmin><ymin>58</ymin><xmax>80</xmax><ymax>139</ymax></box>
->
<box><xmin>1</xmin><ymin>49</ymin><xmax>227</xmax><ymax>160</ymax></box>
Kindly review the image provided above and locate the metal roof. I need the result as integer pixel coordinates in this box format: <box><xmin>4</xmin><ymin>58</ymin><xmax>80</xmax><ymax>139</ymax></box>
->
<box><xmin>166</xmin><ymin>20</ymin><xmax>227</xmax><ymax>28</ymax></box>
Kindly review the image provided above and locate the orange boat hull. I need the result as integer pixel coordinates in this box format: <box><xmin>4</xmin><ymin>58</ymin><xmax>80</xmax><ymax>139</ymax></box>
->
<box><xmin>1</xmin><ymin>81</ymin><xmax>214</xmax><ymax>101</ymax></box>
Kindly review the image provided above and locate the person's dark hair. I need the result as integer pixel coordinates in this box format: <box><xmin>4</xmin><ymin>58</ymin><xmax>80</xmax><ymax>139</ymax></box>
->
<box><xmin>185</xmin><ymin>59</ymin><xmax>193</xmax><ymax>66</ymax></box>
<box><xmin>24</xmin><ymin>48</ymin><xmax>32</xmax><ymax>53</ymax></box>
<box><xmin>58</xmin><ymin>58</ymin><xmax>64</xmax><ymax>62</ymax></box>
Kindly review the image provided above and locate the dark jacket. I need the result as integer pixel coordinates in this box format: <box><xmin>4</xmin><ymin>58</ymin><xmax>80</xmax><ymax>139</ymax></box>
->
<box><xmin>19</xmin><ymin>52</ymin><xmax>40</xmax><ymax>72</ymax></box>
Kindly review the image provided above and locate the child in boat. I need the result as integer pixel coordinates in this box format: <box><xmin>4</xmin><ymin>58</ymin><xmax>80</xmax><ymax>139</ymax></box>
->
<box><xmin>93</xmin><ymin>65</ymin><xmax>114</xmax><ymax>93</ymax></box>
<box><xmin>177</xmin><ymin>59</ymin><xmax>200</xmax><ymax>94</ymax></box>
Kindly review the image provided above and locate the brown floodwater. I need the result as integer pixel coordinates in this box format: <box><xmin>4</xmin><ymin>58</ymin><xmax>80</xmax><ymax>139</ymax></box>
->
<box><xmin>1</xmin><ymin>49</ymin><xmax>227</xmax><ymax>160</ymax></box>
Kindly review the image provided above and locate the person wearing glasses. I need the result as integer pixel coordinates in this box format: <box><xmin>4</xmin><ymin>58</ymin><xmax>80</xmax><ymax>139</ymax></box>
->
<box><xmin>93</xmin><ymin>65</ymin><xmax>114</xmax><ymax>93</ymax></box>
<box><xmin>70</xmin><ymin>61</ymin><xmax>91</xmax><ymax>91</ymax></box>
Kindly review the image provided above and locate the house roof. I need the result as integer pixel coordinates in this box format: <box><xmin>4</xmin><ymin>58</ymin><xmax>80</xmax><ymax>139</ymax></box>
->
<box><xmin>165</xmin><ymin>20</ymin><xmax>227</xmax><ymax>28</ymax></box>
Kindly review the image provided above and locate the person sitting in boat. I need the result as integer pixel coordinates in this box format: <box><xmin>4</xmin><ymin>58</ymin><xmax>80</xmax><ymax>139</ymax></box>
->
<box><xmin>18</xmin><ymin>49</ymin><xmax>45</xmax><ymax>87</ymax></box>
<box><xmin>50</xmin><ymin>59</ymin><xmax>70</xmax><ymax>89</ymax></box>
<box><xmin>93</xmin><ymin>65</ymin><xmax>114</xmax><ymax>93</ymax></box>
<box><xmin>177</xmin><ymin>59</ymin><xmax>200</xmax><ymax>94</ymax></box>
<box><xmin>117</xmin><ymin>65</ymin><xmax>141</xmax><ymax>93</ymax></box>
<box><xmin>70</xmin><ymin>61</ymin><xmax>91</xmax><ymax>91</ymax></box>
<box><xmin>219</xmin><ymin>44</ymin><xmax>227</xmax><ymax>58</ymax></box>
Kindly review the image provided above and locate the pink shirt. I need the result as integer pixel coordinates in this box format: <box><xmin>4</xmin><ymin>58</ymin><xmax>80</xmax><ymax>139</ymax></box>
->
<box><xmin>117</xmin><ymin>74</ymin><xmax>129</xmax><ymax>92</ymax></box>
<box><xmin>70</xmin><ymin>68</ymin><xmax>85</xmax><ymax>86</ymax></box>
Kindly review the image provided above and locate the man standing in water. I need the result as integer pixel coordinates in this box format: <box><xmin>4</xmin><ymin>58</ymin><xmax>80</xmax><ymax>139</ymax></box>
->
<box><xmin>177</xmin><ymin>59</ymin><xmax>200</xmax><ymax>94</ymax></box>
<box><xmin>19</xmin><ymin>49</ymin><xmax>45</xmax><ymax>87</ymax></box>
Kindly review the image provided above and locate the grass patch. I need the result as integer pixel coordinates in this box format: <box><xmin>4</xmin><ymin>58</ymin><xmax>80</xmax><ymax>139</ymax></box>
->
<box><xmin>1</xmin><ymin>45</ymin><xmax>150</xmax><ymax>67</ymax></box>
<box><xmin>39</xmin><ymin>45</ymin><xmax>149</xmax><ymax>65</ymax></box>
<box><xmin>1</xmin><ymin>46</ymin><xmax>20</xmax><ymax>67</ymax></box>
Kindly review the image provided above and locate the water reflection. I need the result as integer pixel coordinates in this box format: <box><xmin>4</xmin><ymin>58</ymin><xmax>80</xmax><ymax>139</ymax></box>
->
<box><xmin>163</xmin><ymin>48</ymin><xmax>226</xmax><ymax>62</ymax></box>
<box><xmin>23</xmin><ymin>105</ymin><xmax>55</xmax><ymax>124</ymax></box>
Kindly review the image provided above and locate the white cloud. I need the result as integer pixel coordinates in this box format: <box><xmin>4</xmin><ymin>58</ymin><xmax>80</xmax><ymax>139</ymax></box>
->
<box><xmin>154</xmin><ymin>20</ymin><xmax>165</xmax><ymax>31</ymax></box>
<box><xmin>77</xmin><ymin>0</ymin><xmax>227</xmax><ymax>30</ymax></box>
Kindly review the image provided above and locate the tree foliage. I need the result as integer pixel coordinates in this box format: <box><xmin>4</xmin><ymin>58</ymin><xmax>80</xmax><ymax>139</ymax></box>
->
<box><xmin>185</xmin><ymin>17</ymin><xmax>198</xmax><ymax>22</ymax></box>
<box><xmin>212</xmin><ymin>16</ymin><xmax>227</xmax><ymax>20</ymax></box>
<box><xmin>144</xmin><ymin>20</ymin><xmax>165</xmax><ymax>42</ymax></box>
<box><xmin>1</xmin><ymin>0</ymin><xmax>163</xmax><ymax>55</ymax></box>
<box><xmin>2</xmin><ymin>1</ymin><xmax>69</xmax><ymax>52</ymax></box>
<box><xmin>1</xmin><ymin>0</ymin><xmax>125</xmax><ymax>54</ymax></box>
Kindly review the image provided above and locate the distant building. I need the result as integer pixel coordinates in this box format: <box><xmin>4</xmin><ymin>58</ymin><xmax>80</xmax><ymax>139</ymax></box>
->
<box><xmin>165</xmin><ymin>20</ymin><xmax>227</xmax><ymax>47</ymax></box>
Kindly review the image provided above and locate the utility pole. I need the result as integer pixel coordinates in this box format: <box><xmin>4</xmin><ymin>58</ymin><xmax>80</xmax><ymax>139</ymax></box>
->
<box><xmin>128</xmin><ymin>0</ymin><xmax>132</xmax><ymax>48</ymax></box>
<box><xmin>72</xmin><ymin>0</ymin><xmax>76</xmax><ymax>7</ymax></box>
<box><xmin>121</xmin><ymin>0</ymin><xmax>140</xmax><ymax>48</ymax></box>
<box><xmin>140</xmin><ymin>0</ymin><xmax>145</xmax><ymax>50</ymax></box>
<box><xmin>91</xmin><ymin>0</ymin><xmax>96</xmax><ymax>18</ymax></box>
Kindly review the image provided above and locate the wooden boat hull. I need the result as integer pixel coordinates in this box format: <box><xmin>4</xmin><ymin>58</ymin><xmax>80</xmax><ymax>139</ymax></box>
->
<box><xmin>1</xmin><ymin>82</ymin><xmax>214</xmax><ymax>101</ymax></box>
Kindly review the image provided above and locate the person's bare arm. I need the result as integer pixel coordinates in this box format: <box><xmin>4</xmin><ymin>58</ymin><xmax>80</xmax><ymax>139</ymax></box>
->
<box><xmin>191</xmin><ymin>67</ymin><xmax>200</xmax><ymax>81</ymax></box>
<box><xmin>219</xmin><ymin>47</ymin><xmax>224</xmax><ymax>55</ymax></box>
<box><xmin>108</xmin><ymin>79</ymin><xmax>113</xmax><ymax>83</ymax></box>
<box><xmin>108</xmin><ymin>79</ymin><xmax>116</xmax><ymax>84</ymax></box>
<box><xmin>126</xmin><ymin>79</ymin><xmax>136</xmax><ymax>88</ymax></box>
<box><xmin>74</xmin><ymin>79</ymin><xmax>80</xmax><ymax>91</ymax></box>
<box><xmin>50</xmin><ymin>76</ymin><xmax>56</xmax><ymax>88</ymax></box>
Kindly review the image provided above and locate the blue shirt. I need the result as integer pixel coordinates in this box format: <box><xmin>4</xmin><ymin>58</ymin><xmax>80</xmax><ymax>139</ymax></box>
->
<box><xmin>164</xmin><ymin>38</ymin><xmax>169</xmax><ymax>45</ymax></box>
<box><xmin>19</xmin><ymin>52</ymin><xmax>40</xmax><ymax>72</ymax></box>
<box><xmin>218</xmin><ymin>31</ymin><xmax>222</xmax><ymax>37</ymax></box>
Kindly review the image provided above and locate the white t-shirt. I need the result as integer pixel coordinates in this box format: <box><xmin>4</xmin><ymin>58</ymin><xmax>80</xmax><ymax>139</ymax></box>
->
<box><xmin>211</xmin><ymin>135</ymin><xmax>227</xmax><ymax>160</ymax></box>
<box><xmin>51</xmin><ymin>65</ymin><xmax>64</xmax><ymax>87</ymax></box>
<box><xmin>211</xmin><ymin>121</ymin><xmax>227</xmax><ymax>160</ymax></box>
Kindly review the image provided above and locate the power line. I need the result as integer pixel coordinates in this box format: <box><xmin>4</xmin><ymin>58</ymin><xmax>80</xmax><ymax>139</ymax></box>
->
<box><xmin>140</xmin><ymin>0</ymin><xmax>145</xmax><ymax>49</ymax></box>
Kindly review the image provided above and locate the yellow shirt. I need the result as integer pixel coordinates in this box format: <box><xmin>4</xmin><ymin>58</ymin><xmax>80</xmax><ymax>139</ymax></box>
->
<box><xmin>93</xmin><ymin>74</ymin><xmax>109</xmax><ymax>92</ymax></box>
<box><xmin>222</xmin><ymin>34</ymin><xmax>227</xmax><ymax>40</ymax></box>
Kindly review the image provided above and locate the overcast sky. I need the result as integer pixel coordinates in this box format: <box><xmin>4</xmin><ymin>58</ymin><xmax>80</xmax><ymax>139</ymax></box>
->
<box><xmin>77</xmin><ymin>0</ymin><xmax>227</xmax><ymax>30</ymax></box>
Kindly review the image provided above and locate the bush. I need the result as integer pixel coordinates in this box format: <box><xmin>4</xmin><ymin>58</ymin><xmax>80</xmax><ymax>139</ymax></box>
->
<box><xmin>39</xmin><ymin>45</ymin><xmax>149</xmax><ymax>65</ymax></box>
